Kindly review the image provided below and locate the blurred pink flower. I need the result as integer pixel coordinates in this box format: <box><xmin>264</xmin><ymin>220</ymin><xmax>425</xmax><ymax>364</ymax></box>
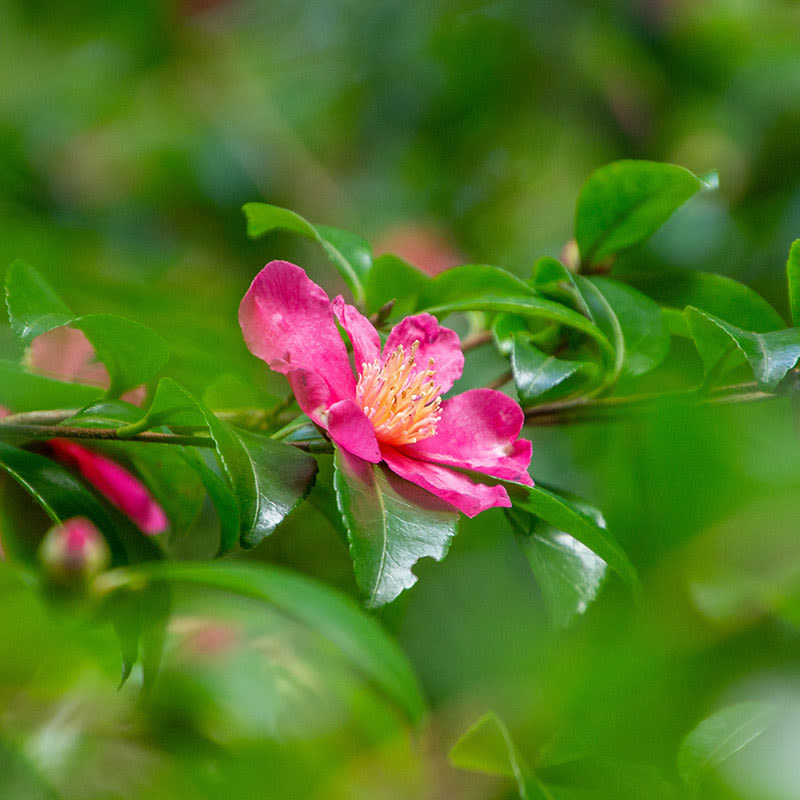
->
<box><xmin>239</xmin><ymin>261</ymin><xmax>532</xmax><ymax>517</ymax></box>
<box><xmin>23</xmin><ymin>328</ymin><xmax>166</xmax><ymax>535</ymax></box>
<box><xmin>48</xmin><ymin>440</ymin><xmax>168</xmax><ymax>535</ymax></box>
<box><xmin>374</xmin><ymin>223</ymin><xmax>463</xmax><ymax>276</ymax></box>
<box><xmin>28</xmin><ymin>327</ymin><xmax>147</xmax><ymax>406</ymax></box>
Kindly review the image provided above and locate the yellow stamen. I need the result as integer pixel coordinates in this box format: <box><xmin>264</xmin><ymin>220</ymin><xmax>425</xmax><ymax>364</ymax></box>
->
<box><xmin>356</xmin><ymin>340</ymin><xmax>442</xmax><ymax>446</ymax></box>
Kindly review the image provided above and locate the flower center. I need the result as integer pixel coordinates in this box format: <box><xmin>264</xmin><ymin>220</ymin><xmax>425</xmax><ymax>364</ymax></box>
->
<box><xmin>355</xmin><ymin>340</ymin><xmax>442</xmax><ymax>446</ymax></box>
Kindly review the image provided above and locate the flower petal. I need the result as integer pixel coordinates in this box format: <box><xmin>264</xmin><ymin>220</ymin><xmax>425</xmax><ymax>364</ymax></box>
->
<box><xmin>332</xmin><ymin>295</ymin><xmax>381</xmax><ymax>369</ymax></box>
<box><xmin>239</xmin><ymin>261</ymin><xmax>355</xmax><ymax>403</ymax></box>
<box><xmin>403</xmin><ymin>388</ymin><xmax>533</xmax><ymax>484</ymax></box>
<box><xmin>383</xmin><ymin>313</ymin><xmax>463</xmax><ymax>393</ymax></box>
<box><xmin>48</xmin><ymin>440</ymin><xmax>168</xmax><ymax>534</ymax></box>
<box><xmin>287</xmin><ymin>368</ymin><xmax>336</xmax><ymax>426</ymax></box>
<box><xmin>327</xmin><ymin>400</ymin><xmax>381</xmax><ymax>462</ymax></box>
<box><xmin>380</xmin><ymin>445</ymin><xmax>511</xmax><ymax>517</ymax></box>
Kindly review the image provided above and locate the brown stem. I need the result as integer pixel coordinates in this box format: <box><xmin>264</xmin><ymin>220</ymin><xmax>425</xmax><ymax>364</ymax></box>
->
<box><xmin>460</xmin><ymin>330</ymin><xmax>493</xmax><ymax>352</ymax></box>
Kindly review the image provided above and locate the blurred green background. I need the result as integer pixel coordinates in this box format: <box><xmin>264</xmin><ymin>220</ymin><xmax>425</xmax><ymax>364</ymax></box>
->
<box><xmin>3</xmin><ymin>1</ymin><xmax>800</xmax><ymax>798</ymax></box>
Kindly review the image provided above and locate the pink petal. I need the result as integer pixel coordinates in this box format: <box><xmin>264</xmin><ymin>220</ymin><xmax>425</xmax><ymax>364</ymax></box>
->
<box><xmin>239</xmin><ymin>261</ymin><xmax>355</xmax><ymax>404</ymax></box>
<box><xmin>380</xmin><ymin>445</ymin><xmax>511</xmax><ymax>518</ymax></box>
<box><xmin>383</xmin><ymin>313</ymin><xmax>464</xmax><ymax>393</ymax></box>
<box><xmin>403</xmin><ymin>388</ymin><xmax>533</xmax><ymax>485</ymax></box>
<box><xmin>326</xmin><ymin>399</ymin><xmax>381</xmax><ymax>462</ymax></box>
<box><xmin>332</xmin><ymin>295</ymin><xmax>381</xmax><ymax>369</ymax></box>
<box><xmin>287</xmin><ymin>368</ymin><xmax>337</xmax><ymax>426</ymax></box>
<box><xmin>48</xmin><ymin>440</ymin><xmax>168</xmax><ymax>535</ymax></box>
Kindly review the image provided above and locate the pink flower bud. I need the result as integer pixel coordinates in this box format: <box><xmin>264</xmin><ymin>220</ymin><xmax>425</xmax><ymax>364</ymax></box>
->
<box><xmin>38</xmin><ymin>517</ymin><xmax>111</xmax><ymax>585</ymax></box>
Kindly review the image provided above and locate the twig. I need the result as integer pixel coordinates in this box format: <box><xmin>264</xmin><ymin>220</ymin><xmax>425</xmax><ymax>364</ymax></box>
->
<box><xmin>524</xmin><ymin>382</ymin><xmax>775</xmax><ymax>425</ymax></box>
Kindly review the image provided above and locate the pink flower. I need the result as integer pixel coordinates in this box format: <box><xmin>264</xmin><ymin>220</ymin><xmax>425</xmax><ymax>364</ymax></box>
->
<box><xmin>24</xmin><ymin>328</ymin><xmax>167</xmax><ymax>535</ymax></box>
<box><xmin>239</xmin><ymin>261</ymin><xmax>533</xmax><ymax>517</ymax></box>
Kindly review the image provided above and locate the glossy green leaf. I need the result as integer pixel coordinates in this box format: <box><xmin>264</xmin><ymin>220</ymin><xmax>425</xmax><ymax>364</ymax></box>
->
<box><xmin>365</xmin><ymin>253</ymin><xmax>428</xmax><ymax>317</ymax></box>
<box><xmin>129</xmin><ymin>378</ymin><xmax>317</xmax><ymax>551</ymax></box>
<box><xmin>508</xmin><ymin>504</ymin><xmax>608</xmax><ymax>627</ymax></box>
<box><xmin>424</xmin><ymin>296</ymin><xmax>613</xmax><ymax>358</ymax></box>
<box><xmin>585</xmin><ymin>277</ymin><xmax>670</xmax><ymax>377</ymax></box>
<box><xmin>0</xmin><ymin>359</ymin><xmax>103</xmax><ymax>411</ymax></box>
<box><xmin>5</xmin><ymin>259</ymin><xmax>73</xmax><ymax>343</ymax></box>
<box><xmin>678</xmin><ymin>702</ymin><xmax>779</xmax><ymax>786</ymax></box>
<box><xmin>574</xmin><ymin>277</ymin><xmax>625</xmax><ymax>381</ymax></box>
<box><xmin>333</xmin><ymin>449</ymin><xmax>459</xmax><ymax>608</ymax></box>
<box><xmin>621</xmin><ymin>269</ymin><xmax>785</xmax><ymax>332</ymax></box>
<box><xmin>449</xmin><ymin>711</ymin><xmax>551</xmax><ymax>800</ymax></box>
<box><xmin>511</xmin><ymin>337</ymin><xmax>598</xmax><ymax>405</ymax></box>
<box><xmin>234</xmin><ymin>429</ymin><xmax>318</xmax><ymax>549</ymax></box>
<box><xmin>180</xmin><ymin>448</ymin><xmax>240</xmax><ymax>555</ymax></box>
<box><xmin>242</xmin><ymin>202</ymin><xmax>371</xmax><ymax>304</ymax></box>
<box><xmin>506</xmin><ymin>482</ymin><xmax>637</xmax><ymax>590</ymax></box>
<box><xmin>686</xmin><ymin>307</ymin><xmax>800</xmax><ymax>389</ymax></box>
<box><xmin>787</xmin><ymin>239</ymin><xmax>800</xmax><ymax>326</ymax></box>
<box><xmin>531</xmin><ymin>257</ymin><xmax>593</xmax><ymax>318</ymax></box>
<box><xmin>107</xmin><ymin>559</ymin><xmax>426</xmax><ymax>723</ymax></box>
<box><xmin>576</xmin><ymin>161</ymin><xmax>713</xmax><ymax>266</ymax></box>
<box><xmin>5</xmin><ymin>262</ymin><xmax>169</xmax><ymax>395</ymax></box>
<box><xmin>418</xmin><ymin>264</ymin><xmax>536</xmax><ymax>308</ymax></box>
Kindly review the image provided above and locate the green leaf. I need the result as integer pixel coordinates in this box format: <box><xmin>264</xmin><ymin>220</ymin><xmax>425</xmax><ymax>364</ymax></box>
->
<box><xmin>511</xmin><ymin>338</ymin><xmax>598</xmax><ymax>405</ymax></box>
<box><xmin>449</xmin><ymin>711</ymin><xmax>551</xmax><ymax>800</ymax></box>
<box><xmin>5</xmin><ymin>261</ymin><xmax>169</xmax><ymax>396</ymax></box>
<box><xmin>574</xmin><ymin>277</ymin><xmax>626</xmax><ymax>382</ymax></box>
<box><xmin>621</xmin><ymin>269</ymin><xmax>785</xmax><ymax>332</ymax></box>
<box><xmin>70</xmin><ymin>314</ymin><xmax>169</xmax><ymax>397</ymax></box>
<box><xmin>686</xmin><ymin>307</ymin><xmax>800</xmax><ymax>389</ymax></box>
<box><xmin>677</xmin><ymin>702</ymin><xmax>779</xmax><ymax>786</ymax></box>
<box><xmin>508</xmin><ymin>504</ymin><xmax>608</xmax><ymax>627</ymax></box>
<box><xmin>234</xmin><ymin>429</ymin><xmax>319</xmax><ymax>549</ymax></box>
<box><xmin>180</xmin><ymin>448</ymin><xmax>240</xmax><ymax>555</ymax></box>
<box><xmin>106</xmin><ymin>559</ymin><xmax>426</xmax><ymax>723</ymax></box>
<box><xmin>787</xmin><ymin>239</ymin><xmax>800</xmax><ymax>326</ymax></box>
<box><xmin>333</xmin><ymin>449</ymin><xmax>459</xmax><ymax>608</ymax></box>
<box><xmin>0</xmin><ymin>359</ymin><xmax>103</xmax><ymax>411</ymax></box>
<box><xmin>418</xmin><ymin>264</ymin><xmax>536</xmax><ymax>308</ymax></box>
<box><xmin>585</xmin><ymin>277</ymin><xmax>670</xmax><ymax>377</ymax></box>
<box><xmin>242</xmin><ymin>202</ymin><xmax>371</xmax><ymax>304</ymax></box>
<box><xmin>129</xmin><ymin>378</ymin><xmax>317</xmax><ymax>551</ymax></box>
<box><xmin>507</xmin><ymin>482</ymin><xmax>637</xmax><ymax>590</ymax></box>
<box><xmin>576</xmin><ymin>161</ymin><xmax>713</xmax><ymax>266</ymax></box>
<box><xmin>5</xmin><ymin>259</ymin><xmax>73</xmax><ymax>343</ymax></box>
<box><xmin>424</xmin><ymin>296</ymin><xmax>613</xmax><ymax>359</ymax></box>
<box><xmin>365</xmin><ymin>253</ymin><xmax>428</xmax><ymax>317</ymax></box>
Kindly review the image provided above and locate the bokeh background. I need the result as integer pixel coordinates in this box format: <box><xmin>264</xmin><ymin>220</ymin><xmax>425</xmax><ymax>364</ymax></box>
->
<box><xmin>3</xmin><ymin>1</ymin><xmax>800</xmax><ymax>798</ymax></box>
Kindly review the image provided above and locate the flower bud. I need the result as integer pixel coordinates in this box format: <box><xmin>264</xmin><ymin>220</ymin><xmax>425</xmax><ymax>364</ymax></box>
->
<box><xmin>38</xmin><ymin>517</ymin><xmax>111</xmax><ymax>587</ymax></box>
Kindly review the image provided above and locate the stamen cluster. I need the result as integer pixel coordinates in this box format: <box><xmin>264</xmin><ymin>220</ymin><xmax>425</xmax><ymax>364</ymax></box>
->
<box><xmin>356</xmin><ymin>341</ymin><xmax>442</xmax><ymax>446</ymax></box>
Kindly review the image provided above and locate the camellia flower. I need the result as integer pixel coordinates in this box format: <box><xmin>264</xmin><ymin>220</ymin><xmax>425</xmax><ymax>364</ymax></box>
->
<box><xmin>25</xmin><ymin>327</ymin><xmax>167</xmax><ymax>535</ymax></box>
<box><xmin>239</xmin><ymin>260</ymin><xmax>533</xmax><ymax>517</ymax></box>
